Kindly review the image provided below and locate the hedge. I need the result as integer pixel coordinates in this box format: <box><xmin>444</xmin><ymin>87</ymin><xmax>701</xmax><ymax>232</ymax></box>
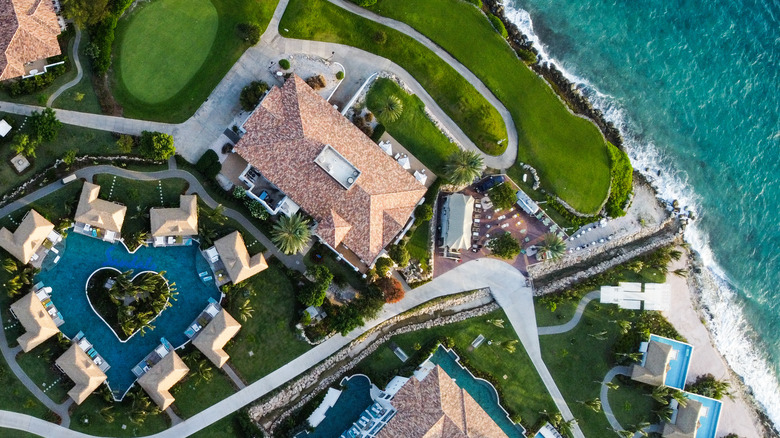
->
<box><xmin>605</xmin><ymin>142</ymin><xmax>633</xmax><ymax>217</ymax></box>
<box><xmin>488</xmin><ymin>14</ymin><xmax>508</xmax><ymax>39</ymax></box>
<box><xmin>195</xmin><ymin>149</ymin><xmax>222</xmax><ymax>179</ymax></box>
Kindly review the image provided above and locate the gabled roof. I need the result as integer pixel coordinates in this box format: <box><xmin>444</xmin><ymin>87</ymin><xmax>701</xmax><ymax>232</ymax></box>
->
<box><xmin>663</xmin><ymin>399</ymin><xmax>703</xmax><ymax>438</ymax></box>
<box><xmin>150</xmin><ymin>195</ymin><xmax>198</xmax><ymax>237</ymax></box>
<box><xmin>0</xmin><ymin>0</ymin><xmax>61</xmax><ymax>81</ymax></box>
<box><xmin>192</xmin><ymin>309</ymin><xmax>241</xmax><ymax>368</ymax></box>
<box><xmin>376</xmin><ymin>366</ymin><xmax>507</xmax><ymax>438</ymax></box>
<box><xmin>55</xmin><ymin>344</ymin><xmax>107</xmax><ymax>405</ymax></box>
<box><xmin>235</xmin><ymin>75</ymin><xmax>426</xmax><ymax>264</ymax></box>
<box><xmin>631</xmin><ymin>340</ymin><xmax>673</xmax><ymax>387</ymax></box>
<box><xmin>137</xmin><ymin>351</ymin><xmax>189</xmax><ymax>410</ymax></box>
<box><xmin>74</xmin><ymin>182</ymin><xmax>126</xmax><ymax>233</ymax></box>
<box><xmin>0</xmin><ymin>209</ymin><xmax>54</xmax><ymax>263</ymax></box>
<box><xmin>214</xmin><ymin>231</ymin><xmax>267</xmax><ymax>284</ymax></box>
<box><xmin>10</xmin><ymin>291</ymin><xmax>59</xmax><ymax>352</ymax></box>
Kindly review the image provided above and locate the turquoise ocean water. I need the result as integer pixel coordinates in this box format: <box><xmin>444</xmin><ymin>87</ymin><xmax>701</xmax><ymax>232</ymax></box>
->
<box><xmin>504</xmin><ymin>0</ymin><xmax>780</xmax><ymax>426</ymax></box>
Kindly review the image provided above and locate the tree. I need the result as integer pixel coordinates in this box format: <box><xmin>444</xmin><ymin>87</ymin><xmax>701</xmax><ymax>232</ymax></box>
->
<box><xmin>538</xmin><ymin>233</ymin><xmax>566</xmax><ymax>262</ymax></box>
<box><xmin>299</xmin><ymin>265</ymin><xmax>332</xmax><ymax>307</ymax></box>
<box><xmin>375</xmin><ymin>95</ymin><xmax>403</xmax><ymax>122</ymax></box>
<box><xmin>649</xmin><ymin>385</ymin><xmax>671</xmax><ymax>404</ymax></box>
<box><xmin>414</xmin><ymin>204</ymin><xmax>433</xmax><ymax>222</ymax></box>
<box><xmin>374</xmin><ymin>256</ymin><xmax>394</xmax><ymax>277</ymax></box>
<box><xmin>486</xmin><ymin>319</ymin><xmax>504</xmax><ymax>328</ymax></box>
<box><xmin>655</xmin><ymin>405</ymin><xmax>674</xmax><ymax>422</ymax></box>
<box><xmin>236</xmin><ymin>23</ymin><xmax>261</xmax><ymax>45</ymax></box>
<box><xmin>271</xmin><ymin>213</ymin><xmax>311</xmax><ymax>255</ymax></box>
<box><xmin>488</xmin><ymin>182</ymin><xmax>516</xmax><ymax>210</ymax></box>
<box><xmin>579</xmin><ymin>398</ymin><xmax>602</xmax><ymax>413</ymax></box>
<box><xmin>686</xmin><ymin>373</ymin><xmax>730</xmax><ymax>400</ymax></box>
<box><xmin>201</xmin><ymin>204</ymin><xmax>227</xmax><ymax>226</ymax></box>
<box><xmin>139</xmin><ymin>131</ymin><xmax>175</xmax><ymax>161</ymax></box>
<box><xmin>279</xmin><ymin>59</ymin><xmax>290</xmax><ymax>69</ymax></box>
<box><xmin>195</xmin><ymin>149</ymin><xmax>222</xmax><ymax>179</ymax></box>
<box><xmin>388</xmin><ymin>244</ymin><xmax>410</xmax><ymax>267</ymax></box>
<box><xmin>99</xmin><ymin>406</ymin><xmax>115</xmax><ymax>423</ymax></box>
<box><xmin>239</xmin><ymin>81</ymin><xmax>269</xmax><ymax>111</ymax></box>
<box><xmin>61</xmin><ymin>0</ymin><xmax>110</xmax><ymax>27</ymax></box>
<box><xmin>444</xmin><ymin>149</ymin><xmax>484</xmax><ymax>186</ymax></box>
<box><xmin>29</xmin><ymin>108</ymin><xmax>62</xmax><ymax>143</ymax></box>
<box><xmin>501</xmin><ymin>339</ymin><xmax>518</xmax><ymax>353</ymax></box>
<box><xmin>63</xmin><ymin>149</ymin><xmax>79</xmax><ymax>167</ymax></box>
<box><xmin>12</xmin><ymin>134</ymin><xmax>39</xmax><ymax>158</ymax></box>
<box><xmin>116</xmin><ymin>134</ymin><xmax>134</xmax><ymax>153</ymax></box>
<box><xmin>371</xmin><ymin>30</ymin><xmax>386</xmax><ymax>44</ymax></box>
<box><xmin>74</xmin><ymin>92</ymin><xmax>85</xmax><ymax>102</ymax></box>
<box><xmin>487</xmin><ymin>232</ymin><xmax>520</xmax><ymax>259</ymax></box>
<box><xmin>377</xmin><ymin>277</ymin><xmax>404</xmax><ymax>303</ymax></box>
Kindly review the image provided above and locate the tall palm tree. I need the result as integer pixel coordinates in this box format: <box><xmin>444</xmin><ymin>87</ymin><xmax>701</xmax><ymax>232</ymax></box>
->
<box><xmin>100</xmin><ymin>406</ymin><xmax>115</xmax><ymax>423</ymax></box>
<box><xmin>578</xmin><ymin>398</ymin><xmax>602</xmax><ymax>413</ymax></box>
<box><xmin>237</xmin><ymin>298</ymin><xmax>254</xmax><ymax>322</ymax></box>
<box><xmin>201</xmin><ymin>204</ymin><xmax>227</xmax><ymax>226</ymax></box>
<box><xmin>486</xmin><ymin>319</ymin><xmax>504</xmax><ymax>328</ymax></box>
<box><xmin>501</xmin><ymin>339</ymin><xmax>518</xmax><ymax>354</ymax></box>
<box><xmin>616</xmin><ymin>352</ymin><xmax>643</xmax><ymax>363</ymax></box>
<box><xmin>444</xmin><ymin>150</ymin><xmax>484</xmax><ymax>187</ymax></box>
<box><xmin>670</xmin><ymin>389</ymin><xmax>688</xmax><ymax>407</ymax></box>
<box><xmin>655</xmin><ymin>404</ymin><xmax>674</xmax><ymax>422</ymax></box>
<box><xmin>376</xmin><ymin>95</ymin><xmax>404</xmax><ymax>122</ymax></box>
<box><xmin>614</xmin><ymin>320</ymin><xmax>632</xmax><ymax>335</ymax></box>
<box><xmin>271</xmin><ymin>213</ymin><xmax>311</xmax><ymax>255</ymax></box>
<box><xmin>649</xmin><ymin>385</ymin><xmax>671</xmax><ymax>404</ymax></box>
<box><xmin>539</xmin><ymin>233</ymin><xmax>567</xmax><ymax>262</ymax></box>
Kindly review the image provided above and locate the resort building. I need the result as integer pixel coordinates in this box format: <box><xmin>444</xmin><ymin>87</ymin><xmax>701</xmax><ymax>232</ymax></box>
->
<box><xmin>663</xmin><ymin>391</ymin><xmax>722</xmax><ymax>438</ymax></box>
<box><xmin>150</xmin><ymin>194</ymin><xmax>198</xmax><ymax>246</ymax></box>
<box><xmin>192</xmin><ymin>308</ymin><xmax>241</xmax><ymax>368</ymax></box>
<box><xmin>600</xmin><ymin>282</ymin><xmax>671</xmax><ymax>311</ymax></box>
<box><xmin>233</xmin><ymin>74</ymin><xmax>426</xmax><ymax>270</ymax></box>
<box><xmin>55</xmin><ymin>344</ymin><xmax>107</xmax><ymax>405</ymax></box>
<box><xmin>74</xmin><ymin>182</ymin><xmax>126</xmax><ymax>243</ymax></box>
<box><xmin>0</xmin><ymin>209</ymin><xmax>60</xmax><ymax>265</ymax></box>
<box><xmin>631</xmin><ymin>334</ymin><xmax>693</xmax><ymax>390</ymax></box>
<box><xmin>0</xmin><ymin>0</ymin><xmax>63</xmax><ymax>81</ymax></box>
<box><xmin>137</xmin><ymin>350</ymin><xmax>189</xmax><ymax>410</ymax></box>
<box><xmin>206</xmin><ymin>231</ymin><xmax>267</xmax><ymax>285</ymax></box>
<box><xmin>439</xmin><ymin>193</ymin><xmax>475</xmax><ymax>258</ymax></box>
<box><xmin>10</xmin><ymin>291</ymin><xmax>60</xmax><ymax>352</ymax></box>
<box><xmin>663</xmin><ymin>397</ymin><xmax>703</xmax><ymax>438</ymax></box>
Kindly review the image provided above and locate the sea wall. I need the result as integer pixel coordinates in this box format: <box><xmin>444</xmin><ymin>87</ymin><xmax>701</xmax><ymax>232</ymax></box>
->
<box><xmin>250</xmin><ymin>289</ymin><xmax>496</xmax><ymax>431</ymax></box>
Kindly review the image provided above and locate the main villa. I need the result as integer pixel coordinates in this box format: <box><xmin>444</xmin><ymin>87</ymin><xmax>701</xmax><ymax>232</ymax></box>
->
<box><xmin>0</xmin><ymin>0</ymin><xmax>63</xmax><ymax>81</ymax></box>
<box><xmin>231</xmin><ymin>75</ymin><xmax>427</xmax><ymax>271</ymax></box>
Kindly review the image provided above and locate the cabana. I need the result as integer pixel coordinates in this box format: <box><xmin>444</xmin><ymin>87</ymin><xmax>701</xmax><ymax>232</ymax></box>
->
<box><xmin>440</xmin><ymin>193</ymin><xmax>475</xmax><ymax>254</ymax></box>
<box><xmin>137</xmin><ymin>351</ymin><xmax>189</xmax><ymax>410</ymax></box>
<box><xmin>150</xmin><ymin>195</ymin><xmax>198</xmax><ymax>246</ymax></box>
<box><xmin>55</xmin><ymin>344</ymin><xmax>107</xmax><ymax>405</ymax></box>
<box><xmin>74</xmin><ymin>182</ymin><xmax>126</xmax><ymax>242</ymax></box>
<box><xmin>192</xmin><ymin>309</ymin><xmax>241</xmax><ymax>368</ymax></box>
<box><xmin>0</xmin><ymin>209</ymin><xmax>56</xmax><ymax>264</ymax></box>
<box><xmin>631</xmin><ymin>339</ymin><xmax>673</xmax><ymax>387</ymax></box>
<box><xmin>662</xmin><ymin>398</ymin><xmax>703</xmax><ymax>438</ymax></box>
<box><xmin>10</xmin><ymin>292</ymin><xmax>60</xmax><ymax>352</ymax></box>
<box><xmin>213</xmin><ymin>231</ymin><xmax>268</xmax><ymax>284</ymax></box>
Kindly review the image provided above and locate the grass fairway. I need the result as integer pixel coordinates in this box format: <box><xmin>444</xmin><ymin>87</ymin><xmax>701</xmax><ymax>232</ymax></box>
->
<box><xmin>116</xmin><ymin>0</ymin><xmax>218</xmax><ymax>104</ymax></box>
<box><xmin>113</xmin><ymin>0</ymin><xmax>278</xmax><ymax>122</ymax></box>
<box><xmin>280</xmin><ymin>0</ymin><xmax>508</xmax><ymax>156</ymax></box>
<box><xmin>365</xmin><ymin>0</ymin><xmax>612</xmax><ymax>213</ymax></box>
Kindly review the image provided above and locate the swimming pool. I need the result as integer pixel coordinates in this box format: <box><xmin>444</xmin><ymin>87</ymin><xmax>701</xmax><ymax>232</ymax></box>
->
<box><xmin>685</xmin><ymin>392</ymin><xmax>722</xmax><ymax>438</ymax></box>
<box><xmin>35</xmin><ymin>233</ymin><xmax>220</xmax><ymax>398</ymax></box>
<box><xmin>306</xmin><ymin>375</ymin><xmax>373</xmax><ymax>438</ymax></box>
<box><xmin>649</xmin><ymin>334</ymin><xmax>693</xmax><ymax>390</ymax></box>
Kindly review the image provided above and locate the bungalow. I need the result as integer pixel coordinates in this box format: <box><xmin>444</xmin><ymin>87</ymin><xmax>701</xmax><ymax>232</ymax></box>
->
<box><xmin>137</xmin><ymin>350</ymin><xmax>189</xmax><ymax>410</ymax></box>
<box><xmin>0</xmin><ymin>209</ymin><xmax>60</xmax><ymax>266</ymax></box>
<box><xmin>55</xmin><ymin>344</ymin><xmax>107</xmax><ymax>405</ymax></box>
<box><xmin>150</xmin><ymin>194</ymin><xmax>198</xmax><ymax>246</ymax></box>
<box><xmin>663</xmin><ymin>397</ymin><xmax>703</xmax><ymax>438</ymax></box>
<box><xmin>10</xmin><ymin>291</ymin><xmax>59</xmax><ymax>352</ymax></box>
<box><xmin>206</xmin><ymin>231</ymin><xmax>267</xmax><ymax>285</ymax></box>
<box><xmin>192</xmin><ymin>308</ymin><xmax>241</xmax><ymax>368</ymax></box>
<box><xmin>0</xmin><ymin>0</ymin><xmax>63</xmax><ymax>81</ymax></box>
<box><xmin>233</xmin><ymin>75</ymin><xmax>426</xmax><ymax>270</ymax></box>
<box><xmin>631</xmin><ymin>334</ymin><xmax>693</xmax><ymax>390</ymax></box>
<box><xmin>73</xmin><ymin>182</ymin><xmax>126</xmax><ymax>242</ymax></box>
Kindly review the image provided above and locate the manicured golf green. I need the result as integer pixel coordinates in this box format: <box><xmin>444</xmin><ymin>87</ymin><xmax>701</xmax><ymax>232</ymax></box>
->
<box><xmin>117</xmin><ymin>0</ymin><xmax>218</xmax><ymax>104</ymax></box>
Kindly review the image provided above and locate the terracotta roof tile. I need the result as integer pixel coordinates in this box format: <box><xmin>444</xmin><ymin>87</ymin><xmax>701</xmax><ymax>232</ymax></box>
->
<box><xmin>0</xmin><ymin>0</ymin><xmax>61</xmax><ymax>81</ymax></box>
<box><xmin>236</xmin><ymin>75</ymin><xmax>426</xmax><ymax>264</ymax></box>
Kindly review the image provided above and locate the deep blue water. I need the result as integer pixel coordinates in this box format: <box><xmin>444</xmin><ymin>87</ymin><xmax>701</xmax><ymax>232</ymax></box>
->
<box><xmin>36</xmin><ymin>233</ymin><xmax>220</xmax><ymax>397</ymax></box>
<box><xmin>504</xmin><ymin>0</ymin><xmax>780</xmax><ymax>425</ymax></box>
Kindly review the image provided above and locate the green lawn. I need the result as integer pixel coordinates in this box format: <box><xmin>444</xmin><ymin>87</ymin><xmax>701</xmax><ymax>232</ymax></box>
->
<box><xmin>0</xmin><ymin>179</ymin><xmax>83</xmax><ymax>230</ymax></box>
<box><xmin>607</xmin><ymin>377</ymin><xmax>658</xmax><ymax>430</ymax></box>
<box><xmin>16</xmin><ymin>338</ymin><xmax>71</xmax><ymax>404</ymax></box>
<box><xmin>112</xmin><ymin>0</ymin><xmax>279</xmax><ymax>122</ymax></box>
<box><xmin>280</xmin><ymin>0</ymin><xmax>508</xmax><ymax>156</ymax></box>
<box><xmin>353</xmin><ymin>309</ymin><xmax>556</xmax><ymax>430</ymax></box>
<box><xmin>305</xmin><ymin>242</ymin><xmax>367</xmax><ymax>291</ymax></box>
<box><xmin>51</xmin><ymin>33</ymin><xmax>103</xmax><ymax>114</ymax></box>
<box><xmin>68</xmin><ymin>389</ymin><xmax>169</xmax><ymax>436</ymax></box>
<box><xmin>364</xmin><ymin>0</ymin><xmax>612</xmax><ymax>214</ymax></box>
<box><xmin>0</xmin><ymin>345</ymin><xmax>52</xmax><ymax>420</ymax></box>
<box><xmin>189</xmin><ymin>414</ymin><xmax>237</xmax><ymax>438</ymax></box>
<box><xmin>365</xmin><ymin>78</ymin><xmax>458</xmax><ymax>173</ymax></box>
<box><xmin>171</xmin><ymin>369</ymin><xmax>236</xmax><ymax>418</ymax></box>
<box><xmin>225</xmin><ymin>259</ymin><xmax>310</xmax><ymax>383</ymax></box>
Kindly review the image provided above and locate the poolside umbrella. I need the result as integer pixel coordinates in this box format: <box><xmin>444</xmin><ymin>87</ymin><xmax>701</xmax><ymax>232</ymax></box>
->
<box><xmin>414</xmin><ymin>170</ymin><xmax>427</xmax><ymax>185</ymax></box>
<box><xmin>379</xmin><ymin>141</ymin><xmax>392</xmax><ymax>155</ymax></box>
<box><xmin>397</xmin><ymin>155</ymin><xmax>411</xmax><ymax>170</ymax></box>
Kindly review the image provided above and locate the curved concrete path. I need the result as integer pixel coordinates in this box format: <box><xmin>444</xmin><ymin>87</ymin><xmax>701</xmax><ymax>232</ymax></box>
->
<box><xmin>601</xmin><ymin>365</ymin><xmax>631</xmax><ymax>432</ymax></box>
<box><xmin>47</xmin><ymin>28</ymin><xmax>83</xmax><ymax>107</ymax></box>
<box><xmin>538</xmin><ymin>290</ymin><xmax>600</xmax><ymax>336</ymax></box>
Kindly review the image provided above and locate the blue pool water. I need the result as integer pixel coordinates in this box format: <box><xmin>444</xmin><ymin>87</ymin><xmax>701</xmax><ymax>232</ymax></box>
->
<box><xmin>649</xmin><ymin>334</ymin><xmax>693</xmax><ymax>390</ymax></box>
<box><xmin>430</xmin><ymin>347</ymin><xmax>526</xmax><ymax>438</ymax></box>
<box><xmin>307</xmin><ymin>375</ymin><xmax>373</xmax><ymax>438</ymax></box>
<box><xmin>685</xmin><ymin>392</ymin><xmax>723</xmax><ymax>438</ymax></box>
<box><xmin>35</xmin><ymin>233</ymin><xmax>220</xmax><ymax>397</ymax></box>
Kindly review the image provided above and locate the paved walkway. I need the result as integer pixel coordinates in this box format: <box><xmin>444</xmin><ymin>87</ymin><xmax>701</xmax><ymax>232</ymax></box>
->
<box><xmin>538</xmin><ymin>290</ymin><xmax>601</xmax><ymax>336</ymax></box>
<box><xmin>601</xmin><ymin>365</ymin><xmax>631</xmax><ymax>432</ymax></box>
<box><xmin>47</xmin><ymin>28</ymin><xmax>83</xmax><ymax>107</ymax></box>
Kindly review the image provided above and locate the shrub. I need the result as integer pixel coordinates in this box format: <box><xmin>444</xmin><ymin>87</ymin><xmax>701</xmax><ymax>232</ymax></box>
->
<box><xmin>233</xmin><ymin>186</ymin><xmax>247</xmax><ymax>199</ymax></box>
<box><xmin>63</xmin><ymin>149</ymin><xmax>79</xmax><ymax>167</ymax></box>
<box><xmin>517</xmin><ymin>48</ymin><xmax>537</xmax><ymax>64</ymax></box>
<box><xmin>488</xmin><ymin>182</ymin><xmax>516</xmax><ymax>210</ymax></box>
<box><xmin>87</xmin><ymin>15</ymin><xmax>118</xmax><ymax>74</ymax></box>
<box><xmin>487</xmin><ymin>232</ymin><xmax>520</xmax><ymax>259</ymax></box>
<box><xmin>605</xmin><ymin>143</ymin><xmax>633</xmax><ymax>217</ymax></box>
<box><xmin>299</xmin><ymin>265</ymin><xmax>333</xmax><ymax>307</ymax></box>
<box><xmin>305</xmin><ymin>74</ymin><xmax>327</xmax><ymax>90</ymax></box>
<box><xmin>139</xmin><ymin>131</ymin><xmax>175</xmax><ymax>161</ymax></box>
<box><xmin>545</xmin><ymin>196</ymin><xmax>595</xmax><ymax>228</ymax></box>
<box><xmin>488</xmin><ymin>14</ymin><xmax>508</xmax><ymax>39</ymax></box>
<box><xmin>29</xmin><ymin>108</ymin><xmax>62</xmax><ymax>143</ymax></box>
<box><xmin>279</xmin><ymin>59</ymin><xmax>290</xmax><ymax>70</ymax></box>
<box><xmin>239</xmin><ymin>81</ymin><xmax>269</xmax><ymax>112</ymax></box>
<box><xmin>377</xmin><ymin>277</ymin><xmax>404</xmax><ymax>303</ymax></box>
<box><xmin>245</xmin><ymin>200</ymin><xmax>269</xmax><ymax>220</ymax></box>
<box><xmin>372</xmin><ymin>30</ymin><xmax>387</xmax><ymax>45</ymax></box>
<box><xmin>4</xmin><ymin>62</ymin><xmax>67</xmax><ymax>97</ymax></box>
<box><xmin>116</xmin><ymin>134</ymin><xmax>134</xmax><ymax>153</ymax></box>
<box><xmin>388</xmin><ymin>244</ymin><xmax>410</xmax><ymax>267</ymax></box>
<box><xmin>686</xmin><ymin>374</ymin><xmax>730</xmax><ymax>400</ymax></box>
<box><xmin>370</xmin><ymin>124</ymin><xmax>385</xmax><ymax>142</ymax></box>
<box><xmin>374</xmin><ymin>256</ymin><xmax>394</xmax><ymax>277</ymax></box>
<box><xmin>414</xmin><ymin>204</ymin><xmax>433</xmax><ymax>222</ymax></box>
<box><xmin>236</xmin><ymin>22</ymin><xmax>261</xmax><ymax>45</ymax></box>
<box><xmin>336</xmin><ymin>71</ymin><xmax>344</xmax><ymax>80</ymax></box>
<box><xmin>195</xmin><ymin>150</ymin><xmax>222</xmax><ymax>179</ymax></box>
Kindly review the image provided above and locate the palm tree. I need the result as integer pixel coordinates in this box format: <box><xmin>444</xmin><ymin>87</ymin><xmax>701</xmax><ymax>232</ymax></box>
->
<box><xmin>578</xmin><ymin>398</ymin><xmax>602</xmax><ymax>413</ymax></box>
<box><xmin>201</xmin><ymin>204</ymin><xmax>227</xmax><ymax>226</ymax></box>
<box><xmin>606</xmin><ymin>381</ymin><xmax>620</xmax><ymax>390</ymax></box>
<box><xmin>673</xmin><ymin>268</ymin><xmax>689</xmax><ymax>277</ymax></box>
<box><xmin>633</xmin><ymin>421</ymin><xmax>651</xmax><ymax>436</ymax></box>
<box><xmin>614</xmin><ymin>320</ymin><xmax>632</xmax><ymax>335</ymax></box>
<box><xmin>670</xmin><ymin>389</ymin><xmax>688</xmax><ymax>407</ymax></box>
<box><xmin>655</xmin><ymin>404</ymin><xmax>674</xmax><ymax>422</ymax></box>
<box><xmin>376</xmin><ymin>95</ymin><xmax>404</xmax><ymax>122</ymax></box>
<box><xmin>3</xmin><ymin>258</ymin><xmax>18</xmax><ymax>274</ymax></box>
<box><xmin>271</xmin><ymin>213</ymin><xmax>311</xmax><ymax>255</ymax></box>
<box><xmin>100</xmin><ymin>406</ymin><xmax>115</xmax><ymax>423</ymax></box>
<box><xmin>501</xmin><ymin>339</ymin><xmax>518</xmax><ymax>354</ymax></box>
<box><xmin>616</xmin><ymin>352</ymin><xmax>643</xmax><ymax>363</ymax></box>
<box><xmin>588</xmin><ymin>330</ymin><xmax>609</xmax><ymax>341</ymax></box>
<box><xmin>617</xmin><ymin>430</ymin><xmax>634</xmax><ymax>438</ymax></box>
<box><xmin>649</xmin><ymin>385</ymin><xmax>671</xmax><ymax>404</ymax></box>
<box><xmin>443</xmin><ymin>150</ymin><xmax>484</xmax><ymax>187</ymax></box>
<box><xmin>237</xmin><ymin>298</ymin><xmax>254</xmax><ymax>322</ymax></box>
<box><xmin>539</xmin><ymin>233</ymin><xmax>566</xmax><ymax>262</ymax></box>
<box><xmin>198</xmin><ymin>225</ymin><xmax>217</xmax><ymax>247</ymax></box>
<box><xmin>486</xmin><ymin>319</ymin><xmax>504</xmax><ymax>328</ymax></box>
<box><xmin>196</xmin><ymin>360</ymin><xmax>213</xmax><ymax>383</ymax></box>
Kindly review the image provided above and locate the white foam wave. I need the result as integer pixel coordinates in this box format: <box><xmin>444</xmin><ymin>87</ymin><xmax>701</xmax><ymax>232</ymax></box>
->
<box><xmin>503</xmin><ymin>1</ymin><xmax>780</xmax><ymax>429</ymax></box>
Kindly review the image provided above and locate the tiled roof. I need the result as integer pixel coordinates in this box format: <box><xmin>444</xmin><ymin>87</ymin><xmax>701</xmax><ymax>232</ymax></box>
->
<box><xmin>236</xmin><ymin>75</ymin><xmax>426</xmax><ymax>264</ymax></box>
<box><xmin>137</xmin><ymin>351</ymin><xmax>189</xmax><ymax>410</ymax></box>
<box><xmin>10</xmin><ymin>291</ymin><xmax>59</xmax><ymax>352</ymax></box>
<box><xmin>213</xmin><ymin>231</ymin><xmax>268</xmax><ymax>284</ymax></box>
<box><xmin>631</xmin><ymin>340</ymin><xmax>672</xmax><ymax>387</ymax></box>
<box><xmin>662</xmin><ymin>399</ymin><xmax>703</xmax><ymax>438</ymax></box>
<box><xmin>0</xmin><ymin>0</ymin><xmax>61</xmax><ymax>81</ymax></box>
<box><xmin>74</xmin><ymin>182</ymin><xmax>127</xmax><ymax>233</ymax></box>
<box><xmin>150</xmin><ymin>195</ymin><xmax>198</xmax><ymax>237</ymax></box>
<box><xmin>376</xmin><ymin>366</ymin><xmax>508</xmax><ymax>438</ymax></box>
<box><xmin>0</xmin><ymin>209</ymin><xmax>54</xmax><ymax>263</ymax></box>
<box><xmin>192</xmin><ymin>309</ymin><xmax>241</xmax><ymax>368</ymax></box>
<box><xmin>55</xmin><ymin>344</ymin><xmax>107</xmax><ymax>405</ymax></box>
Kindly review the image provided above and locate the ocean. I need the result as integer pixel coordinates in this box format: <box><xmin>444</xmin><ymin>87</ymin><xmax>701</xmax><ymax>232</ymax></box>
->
<box><xmin>503</xmin><ymin>0</ymin><xmax>780</xmax><ymax>427</ymax></box>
